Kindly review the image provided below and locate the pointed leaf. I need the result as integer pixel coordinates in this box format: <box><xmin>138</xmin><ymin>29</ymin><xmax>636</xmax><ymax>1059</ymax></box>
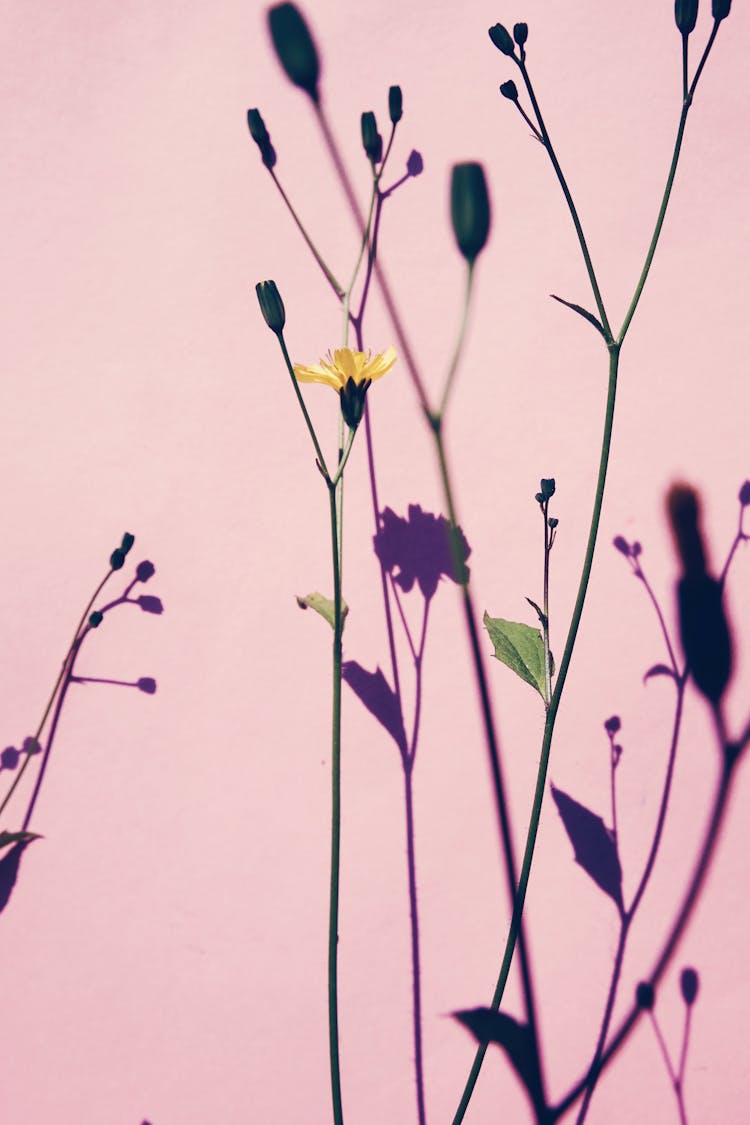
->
<box><xmin>525</xmin><ymin>597</ymin><xmax>547</xmax><ymax>629</ymax></box>
<box><xmin>550</xmin><ymin>293</ymin><xmax>607</xmax><ymax>340</ymax></box>
<box><xmin>342</xmin><ymin>662</ymin><xmax>407</xmax><ymax>754</ymax></box>
<box><xmin>483</xmin><ymin>613</ymin><xmax>546</xmax><ymax>699</ymax></box>
<box><xmin>551</xmin><ymin>785</ymin><xmax>623</xmax><ymax>911</ymax></box>
<box><xmin>643</xmin><ymin>663</ymin><xmax>678</xmax><ymax>684</ymax></box>
<box><xmin>0</xmin><ymin>830</ymin><xmax>40</xmax><ymax>852</ymax></box>
<box><xmin>295</xmin><ymin>592</ymin><xmax>349</xmax><ymax>631</ymax></box>
<box><xmin>454</xmin><ymin>1008</ymin><xmax>544</xmax><ymax>1111</ymax></box>
<box><xmin>0</xmin><ymin>839</ymin><xmax>38</xmax><ymax>915</ymax></box>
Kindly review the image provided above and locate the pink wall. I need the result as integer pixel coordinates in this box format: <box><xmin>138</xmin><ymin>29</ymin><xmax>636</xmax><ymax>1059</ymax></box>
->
<box><xmin>2</xmin><ymin>2</ymin><xmax>748</xmax><ymax>1121</ymax></box>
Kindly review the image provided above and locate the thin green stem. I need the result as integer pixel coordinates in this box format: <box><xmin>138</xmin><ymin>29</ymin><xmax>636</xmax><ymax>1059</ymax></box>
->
<box><xmin>277</xmin><ymin>333</ymin><xmax>330</xmax><ymax>479</ymax></box>
<box><xmin>330</xmin><ymin>427</ymin><xmax>357</xmax><ymax>489</ymax></box>
<box><xmin>437</xmin><ymin>265</ymin><xmax>475</xmax><ymax>419</ymax></box>
<box><xmin>516</xmin><ymin>59</ymin><xmax>613</xmax><ymax>342</ymax></box>
<box><xmin>269</xmin><ymin>170</ymin><xmax>344</xmax><ymax>299</ymax></box>
<box><xmin>452</xmin><ymin>346</ymin><xmax>620</xmax><ymax>1123</ymax></box>
<box><xmin>542</xmin><ymin>501</ymin><xmax>552</xmax><ymax>709</ymax></box>
<box><xmin>0</xmin><ymin>569</ymin><xmax>113</xmax><ymax>824</ymax></box>
<box><xmin>327</xmin><ymin>479</ymin><xmax>345</xmax><ymax>1125</ymax></box>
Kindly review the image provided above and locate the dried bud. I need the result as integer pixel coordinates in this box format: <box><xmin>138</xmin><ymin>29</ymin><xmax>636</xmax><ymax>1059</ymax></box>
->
<box><xmin>513</xmin><ymin>22</ymin><xmax>528</xmax><ymax>46</ymax></box>
<box><xmin>388</xmin><ymin>85</ymin><xmax>403</xmax><ymax>124</ymax></box>
<box><xmin>247</xmin><ymin>108</ymin><xmax>277</xmax><ymax>169</ymax></box>
<box><xmin>499</xmin><ymin>80</ymin><xmax>519</xmax><ymax>101</ymax></box>
<box><xmin>256</xmin><ymin>279</ymin><xmax>286</xmax><ymax>335</ymax></box>
<box><xmin>636</xmin><ymin>982</ymin><xmax>655</xmax><ymax>1011</ymax></box>
<box><xmin>268</xmin><ymin>3</ymin><xmax>320</xmax><ymax>102</ymax></box>
<box><xmin>450</xmin><ymin>163</ymin><xmax>491</xmax><ymax>264</ymax></box>
<box><xmin>680</xmin><ymin>967</ymin><xmax>699</xmax><ymax>1005</ymax></box>
<box><xmin>488</xmin><ymin>23</ymin><xmax>515</xmax><ymax>56</ymax></box>
<box><xmin>360</xmin><ymin>111</ymin><xmax>383</xmax><ymax>163</ymax></box>
<box><xmin>675</xmin><ymin>0</ymin><xmax>699</xmax><ymax>35</ymax></box>
<box><xmin>339</xmin><ymin>377</ymin><xmax>371</xmax><ymax>431</ymax></box>
<box><xmin>712</xmin><ymin>0</ymin><xmax>731</xmax><ymax>18</ymax></box>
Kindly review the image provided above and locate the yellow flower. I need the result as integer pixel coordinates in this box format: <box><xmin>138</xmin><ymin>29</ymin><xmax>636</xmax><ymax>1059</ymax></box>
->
<box><xmin>293</xmin><ymin>347</ymin><xmax>397</xmax><ymax>392</ymax></box>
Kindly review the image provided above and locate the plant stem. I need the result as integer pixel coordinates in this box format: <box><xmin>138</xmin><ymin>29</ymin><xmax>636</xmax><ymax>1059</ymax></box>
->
<box><xmin>542</xmin><ymin>501</ymin><xmax>552</xmax><ymax>709</ymax></box>
<box><xmin>327</xmin><ymin>479</ymin><xmax>345</xmax><ymax>1125</ymax></box>
<box><xmin>575</xmin><ymin>919</ymin><xmax>629</xmax><ymax>1125</ymax></box>
<box><xmin>437</xmin><ymin>265</ymin><xmax>475</xmax><ymax>419</ymax></box>
<box><xmin>405</xmin><ymin>760</ymin><xmax>427</xmax><ymax>1125</ymax></box>
<box><xmin>269</xmin><ymin>170</ymin><xmax>344</xmax><ymax>299</ymax></box>
<box><xmin>277</xmin><ymin>333</ymin><xmax>330</xmax><ymax>478</ymax></box>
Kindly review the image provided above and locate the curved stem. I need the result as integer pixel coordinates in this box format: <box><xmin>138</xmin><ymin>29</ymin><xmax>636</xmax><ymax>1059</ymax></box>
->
<box><xmin>269</xmin><ymin>170</ymin><xmax>344</xmax><ymax>298</ymax></box>
<box><xmin>327</xmin><ymin>480</ymin><xmax>345</xmax><ymax>1125</ymax></box>
<box><xmin>437</xmin><ymin>265</ymin><xmax>475</xmax><ymax>419</ymax></box>
<box><xmin>575</xmin><ymin>921</ymin><xmax>628</xmax><ymax>1124</ymax></box>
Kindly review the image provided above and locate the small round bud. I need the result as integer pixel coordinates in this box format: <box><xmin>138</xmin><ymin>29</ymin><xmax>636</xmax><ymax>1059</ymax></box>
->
<box><xmin>499</xmin><ymin>80</ymin><xmax>519</xmax><ymax>101</ymax></box>
<box><xmin>535</xmin><ymin>492</ymin><xmax>544</xmax><ymax>504</ymax></box>
<box><xmin>513</xmin><ymin>23</ymin><xmax>528</xmax><ymax>46</ymax></box>
<box><xmin>604</xmin><ymin>715</ymin><xmax>621</xmax><ymax>735</ymax></box>
<box><xmin>680</xmin><ymin>967</ymin><xmax>699</xmax><ymax>1005</ymax></box>
<box><xmin>613</xmin><ymin>536</ymin><xmax>631</xmax><ymax>556</ymax></box>
<box><xmin>247</xmin><ymin>108</ymin><xmax>277</xmax><ymax>170</ymax></box>
<box><xmin>738</xmin><ymin>480</ymin><xmax>750</xmax><ymax>507</ymax></box>
<box><xmin>548</xmin><ymin>517</ymin><xmax>559</xmax><ymax>529</ymax></box>
<box><xmin>450</xmin><ymin>163</ymin><xmax>491</xmax><ymax>264</ymax></box>
<box><xmin>635</xmin><ymin>982</ymin><xmax>655</xmax><ymax>1010</ymax></box>
<box><xmin>110</xmin><ymin>548</ymin><xmax>126</xmax><ymax>571</ymax></box>
<box><xmin>256</xmin><ymin>279</ymin><xmax>286</xmax><ymax>335</ymax></box>
<box><xmin>89</xmin><ymin>611</ymin><xmax>104</xmax><ymax>628</ymax></box>
<box><xmin>268</xmin><ymin>3</ymin><xmax>320</xmax><ymax>103</ymax></box>
<box><xmin>488</xmin><ymin>23</ymin><xmax>515</xmax><ymax>56</ymax></box>
<box><xmin>360</xmin><ymin>111</ymin><xmax>383</xmax><ymax>163</ymax></box>
<box><xmin>712</xmin><ymin>0</ymin><xmax>731</xmax><ymax>18</ymax></box>
<box><xmin>22</xmin><ymin>737</ymin><xmax>41</xmax><ymax>755</ymax></box>
<box><xmin>136</xmin><ymin>560</ymin><xmax>156</xmax><ymax>583</ymax></box>
<box><xmin>1</xmin><ymin>747</ymin><xmax>19</xmax><ymax>770</ymax></box>
<box><xmin>388</xmin><ymin>85</ymin><xmax>403</xmax><ymax>124</ymax></box>
<box><xmin>137</xmin><ymin>677</ymin><xmax>157</xmax><ymax>694</ymax></box>
<box><xmin>675</xmin><ymin>0</ymin><xmax>699</xmax><ymax>35</ymax></box>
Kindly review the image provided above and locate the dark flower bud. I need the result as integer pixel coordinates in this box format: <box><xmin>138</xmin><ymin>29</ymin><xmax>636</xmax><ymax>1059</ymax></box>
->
<box><xmin>137</xmin><ymin>595</ymin><xmax>164</xmax><ymax>615</ymax></box>
<box><xmin>738</xmin><ymin>480</ymin><xmax>750</xmax><ymax>506</ymax></box>
<box><xmin>540</xmin><ymin>478</ymin><xmax>556</xmax><ymax>499</ymax></box>
<box><xmin>256</xmin><ymin>279</ymin><xmax>286</xmax><ymax>335</ymax></box>
<box><xmin>513</xmin><ymin>22</ymin><xmax>528</xmax><ymax>46</ymax></box>
<box><xmin>631</xmin><ymin>541</ymin><xmax>642</xmax><ymax>557</ymax></box>
<box><xmin>535</xmin><ymin>492</ymin><xmax>544</xmax><ymax>504</ymax></box>
<box><xmin>667</xmin><ymin>485</ymin><xmax>706</xmax><ymax>578</ymax></box>
<box><xmin>247</xmin><ymin>108</ymin><xmax>277</xmax><ymax>169</ymax></box>
<box><xmin>110</xmin><ymin>548</ymin><xmax>126</xmax><ymax>571</ymax></box>
<box><xmin>268</xmin><ymin>3</ymin><xmax>320</xmax><ymax>103</ymax></box>
<box><xmin>712</xmin><ymin>0</ymin><xmax>731</xmax><ymax>18</ymax></box>
<box><xmin>488</xmin><ymin>23</ymin><xmax>515</xmax><ymax>56</ymax></box>
<box><xmin>360</xmin><ymin>112</ymin><xmax>383</xmax><ymax>163</ymax></box>
<box><xmin>680</xmin><ymin>967</ymin><xmax>699</xmax><ymax>1005</ymax></box>
<box><xmin>678</xmin><ymin>573</ymin><xmax>732</xmax><ymax>705</ymax></box>
<box><xmin>406</xmin><ymin>150</ymin><xmax>424</xmax><ymax>177</ymax></box>
<box><xmin>339</xmin><ymin>377</ymin><xmax>371</xmax><ymax>431</ymax></box>
<box><xmin>1</xmin><ymin>747</ymin><xmax>19</xmax><ymax>771</ymax></box>
<box><xmin>675</xmin><ymin>0</ymin><xmax>699</xmax><ymax>35</ymax></box>
<box><xmin>388</xmin><ymin>85</ymin><xmax>403</xmax><ymax>124</ymax></box>
<box><xmin>22</xmin><ymin>737</ymin><xmax>41</xmax><ymax>755</ymax></box>
<box><xmin>137</xmin><ymin>677</ymin><xmax>157</xmax><ymax>694</ymax></box>
<box><xmin>450</xmin><ymin>163</ymin><xmax>491</xmax><ymax>264</ymax></box>
<box><xmin>89</xmin><ymin>611</ymin><xmax>104</xmax><ymax>628</ymax></box>
<box><xmin>136</xmin><ymin>560</ymin><xmax>156</xmax><ymax>583</ymax></box>
<box><xmin>499</xmin><ymin>80</ymin><xmax>519</xmax><ymax>101</ymax></box>
<box><xmin>604</xmin><ymin>715</ymin><xmax>621</xmax><ymax>735</ymax></box>
<box><xmin>548</xmin><ymin>517</ymin><xmax>559</xmax><ymax>529</ymax></box>
<box><xmin>613</xmin><ymin>535</ymin><xmax>631</xmax><ymax>556</ymax></box>
<box><xmin>636</xmin><ymin>982</ymin><xmax>655</xmax><ymax>1010</ymax></box>
<box><xmin>121</xmin><ymin>533</ymin><xmax>135</xmax><ymax>555</ymax></box>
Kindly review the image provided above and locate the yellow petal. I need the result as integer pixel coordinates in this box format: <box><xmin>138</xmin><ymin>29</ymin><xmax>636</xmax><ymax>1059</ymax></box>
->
<box><xmin>293</xmin><ymin>362</ymin><xmax>342</xmax><ymax>390</ymax></box>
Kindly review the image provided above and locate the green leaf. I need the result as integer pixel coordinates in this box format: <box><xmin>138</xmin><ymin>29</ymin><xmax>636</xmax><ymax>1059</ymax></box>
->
<box><xmin>483</xmin><ymin>612</ymin><xmax>547</xmax><ymax>699</ymax></box>
<box><xmin>0</xmin><ymin>831</ymin><xmax>40</xmax><ymax>852</ymax></box>
<box><xmin>295</xmin><ymin>592</ymin><xmax>349</xmax><ymax>631</ymax></box>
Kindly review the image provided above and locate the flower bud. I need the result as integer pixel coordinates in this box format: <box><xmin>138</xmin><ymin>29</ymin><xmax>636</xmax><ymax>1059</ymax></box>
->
<box><xmin>636</xmin><ymin>982</ymin><xmax>655</xmax><ymax>1010</ymax></box>
<box><xmin>680</xmin><ymin>967</ymin><xmax>699</xmax><ymax>1005</ymax></box>
<box><xmin>137</xmin><ymin>677</ymin><xmax>157</xmax><ymax>694</ymax></box>
<box><xmin>488</xmin><ymin>23</ymin><xmax>515</xmax><ymax>56</ymax></box>
<box><xmin>738</xmin><ymin>480</ymin><xmax>750</xmax><ymax>506</ymax></box>
<box><xmin>712</xmin><ymin>0</ymin><xmax>731</xmax><ymax>18</ymax></box>
<box><xmin>339</xmin><ymin>377</ymin><xmax>371</xmax><ymax>431</ymax></box>
<box><xmin>675</xmin><ymin>0</ymin><xmax>699</xmax><ymax>35</ymax></box>
<box><xmin>110</xmin><ymin>548</ymin><xmax>126</xmax><ymax>571</ymax></box>
<box><xmin>89</xmin><ymin>611</ymin><xmax>104</xmax><ymax>628</ymax></box>
<box><xmin>678</xmin><ymin>573</ymin><xmax>732</xmax><ymax>705</ymax></box>
<box><xmin>451</xmin><ymin>163</ymin><xmax>491</xmax><ymax>264</ymax></box>
<box><xmin>513</xmin><ymin>22</ymin><xmax>528</xmax><ymax>46</ymax></box>
<box><xmin>604</xmin><ymin>715</ymin><xmax>621</xmax><ymax>735</ymax></box>
<box><xmin>247</xmin><ymin>108</ymin><xmax>277</xmax><ymax>169</ymax></box>
<box><xmin>499</xmin><ymin>80</ymin><xmax>519</xmax><ymax>101</ymax></box>
<box><xmin>388</xmin><ymin>85</ymin><xmax>403</xmax><ymax>124</ymax></box>
<box><xmin>268</xmin><ymin>3</ymin><xmax>320</xmax><ymax>102</ymax></box>
<box><xmin>1</xmin><ymin>747</ymin><xmax>19</xmax><ymax>770</ymax></box>
<box><xmin>121</xmin><ymin>532</ymin><xmax>135</xmax><ymax>555</ymax></box>
<box><xmin>540</xmin><ymin>478</ymin><xmax>556</xmax><ymax>499</ymax></box>
<box><xmin>360</xmin><ymin>111</ymin><xmax>383</xmax><ymax>163</ymax></box>
<box><xmin>256</xmin><ymin>279</ymin><xmax>286</xmax><ymax>335</ymax></box>
<box><xmin>136</xmin><ymin>560</ymin><xmax>156</xmax><ymax>583</ymax></box>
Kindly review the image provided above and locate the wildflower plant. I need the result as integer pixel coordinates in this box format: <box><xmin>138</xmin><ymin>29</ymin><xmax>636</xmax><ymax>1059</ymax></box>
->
<box><xmin>249</xmin><ymin>2</ymin><xmax>746</xmax><ymax>1123</ymax></box>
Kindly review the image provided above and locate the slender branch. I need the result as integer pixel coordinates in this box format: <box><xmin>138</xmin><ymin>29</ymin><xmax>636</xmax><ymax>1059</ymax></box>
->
<box><xmin>269</xmin><ymin>170</ymin><xmax>344</xmax><ymax>298</ymax></box>
<box><xmin>437</xmin><ymin>265</ymin><xmax>475</xmax><ymax>419</ymax></box>
<box><xmin>327</xmin><ymin>480</ymin><xmax>345</xmax><ymax>1125</ymax></box>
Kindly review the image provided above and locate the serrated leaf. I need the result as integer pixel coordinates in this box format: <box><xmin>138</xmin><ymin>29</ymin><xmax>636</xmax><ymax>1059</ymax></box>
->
<box><xmin>643</xmin><ymin>663</ymin><xmax>678</xmax><ymax>684</ymax></box>
<box><xmin>483</xmin><ymin>613</ymin><xmax>546</xmax><ymax>699</ymax></box>
<box><xmin>454</xmin><ymin>1008</ymin><xmax>544</xmax><ymax>1113</ymax></box>
<box><xmin>295</xmin><ymin>592</ymin><xmax>349</xmax><ymax>631</ymax></box>
<box><xmin>551</xmin><ymin>785</ymin><xmax>623</xmax><ymax>912</ymax></box>
<box><xmin>342</xmin><ymin>662</ymin><xmax>407</xmax><ymax>754</ymax></box>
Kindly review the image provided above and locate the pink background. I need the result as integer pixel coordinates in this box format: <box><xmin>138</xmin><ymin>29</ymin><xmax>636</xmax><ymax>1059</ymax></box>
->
<box><xmin>2</xmin><ymin>2</ymin><xmax>749</xmax><ymax>1122</ymax></box>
